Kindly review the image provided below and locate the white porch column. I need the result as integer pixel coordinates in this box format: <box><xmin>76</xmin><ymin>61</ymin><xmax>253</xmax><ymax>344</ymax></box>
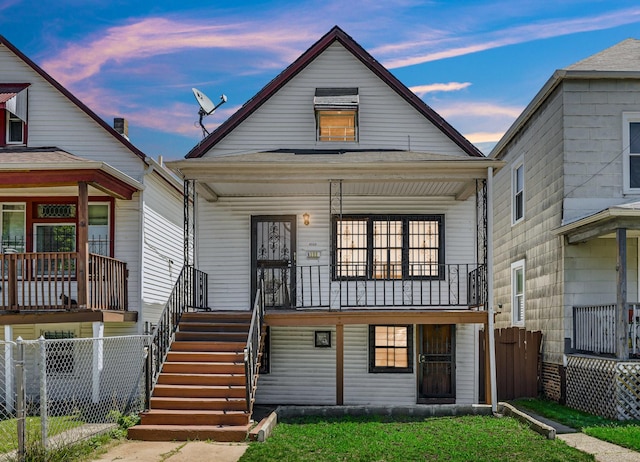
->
<box><xmin>4</xmin><ymin>325</ymin><xmax>13</xmax><ymax>412</ymax></box>
<box><xmin>92</xmin><ymin>321</ymin><xmax>104</xmax><ymax>403</ymax></box>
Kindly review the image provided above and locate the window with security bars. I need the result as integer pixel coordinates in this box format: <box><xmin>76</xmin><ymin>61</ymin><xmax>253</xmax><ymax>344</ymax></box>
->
<box><xmin>333</xmin><ymin>215</ymin><xmax>444</xmax><ymax>280</ymax></box>
<box><xmin>369</xmin><ymin>325</ymin><xmax>413</xmax><ymax>373</ymax></box>
<box><xmin>42</xmin><ymin>330</ymin><xmax>76</xmax><ymax>375</ymax></box>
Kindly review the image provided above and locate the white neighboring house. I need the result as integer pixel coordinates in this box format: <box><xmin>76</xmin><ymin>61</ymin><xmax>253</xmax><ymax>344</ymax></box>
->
<box><xmin>0</xmin><ymin>35</ymin><xmax>184</xmax><ymax>344</ymax></box>
<box><xmin>491</xmin><ymin>38</ymin><xmax>640</xmax><ymax>419</ymax></box>
<box><xmin>168</xmin><ymin>26</ymin><xmax>503</xmax><ymax>406</ymax></box>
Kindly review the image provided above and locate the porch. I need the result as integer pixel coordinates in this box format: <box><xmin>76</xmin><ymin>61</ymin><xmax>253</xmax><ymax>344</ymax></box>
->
<box><xmin>0</xmin><ymin>148</ymin><xmax>142</xmax><ymax>324</ymax></box>
<box><xmin>0</xmin><ymin>251</ymin><xmax>133</xmax><ymax>323</ymax></box>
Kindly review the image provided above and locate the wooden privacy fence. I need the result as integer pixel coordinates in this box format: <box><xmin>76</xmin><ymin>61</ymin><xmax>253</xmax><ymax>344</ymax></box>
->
<box><xmin>479</xmin><ymin>327</ymin><xmax>542</xmax><ymax>401</ymax></box>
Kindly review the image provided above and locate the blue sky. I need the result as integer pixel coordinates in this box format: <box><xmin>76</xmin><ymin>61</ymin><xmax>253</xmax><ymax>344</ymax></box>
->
<box><xmin>2</xmin><ymin>0</ymin><xmax>640</xmax><ymax>159</ymax></box>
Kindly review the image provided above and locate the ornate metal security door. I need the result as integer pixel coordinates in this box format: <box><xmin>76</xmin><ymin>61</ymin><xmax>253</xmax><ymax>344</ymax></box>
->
<box><xmin>251</xmin><ymin>216</ymin><xmax>296</xmax><ymax>308</ymax></box>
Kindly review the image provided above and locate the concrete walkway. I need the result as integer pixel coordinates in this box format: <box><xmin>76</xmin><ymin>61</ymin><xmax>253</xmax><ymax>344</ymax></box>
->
<box><xmin>92</xmin><ymin>440</ymin><xmax>248</xmax><ymax>462</ymax></box>
<box><xmin>514</xmin><ymin>406</ymin><xmax>640</xmax><ymax>462</ymax></box>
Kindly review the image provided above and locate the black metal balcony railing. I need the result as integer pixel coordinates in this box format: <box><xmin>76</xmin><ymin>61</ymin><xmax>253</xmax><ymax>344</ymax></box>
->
<box><xmin>294</xmin><ymin>263</ymin><xmax>486</xmax><ymax>309</ymax></box>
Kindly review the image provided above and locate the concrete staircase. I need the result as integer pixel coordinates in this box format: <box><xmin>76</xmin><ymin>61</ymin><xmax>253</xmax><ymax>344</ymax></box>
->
<box><xmin>128</xmin><ymin>312</ymin><xmax>254</xmax><ymax>442</ymax></box>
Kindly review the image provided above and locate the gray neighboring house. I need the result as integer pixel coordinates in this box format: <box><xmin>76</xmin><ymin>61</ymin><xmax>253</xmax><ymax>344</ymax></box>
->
<box><xmin>490</xmin><ymin>38</ymin><xmax>640</xmax><ymax>419</ymax></box>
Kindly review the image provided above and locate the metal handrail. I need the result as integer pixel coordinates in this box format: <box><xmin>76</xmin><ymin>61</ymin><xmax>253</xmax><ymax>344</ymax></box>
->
<box><xmin>244</xmin><ymin>272</ymin><xmax>265</xmax><ymax>413</ymax></box>
<box><xmin>145</xmin><ymin>265</ymin><xmax>208</xmax><ymax>408</ymax></box>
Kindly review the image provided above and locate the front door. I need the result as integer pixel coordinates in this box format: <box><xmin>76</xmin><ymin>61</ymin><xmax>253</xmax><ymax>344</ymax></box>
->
<box><xmin>251</xmin><ymin>215</ymin><xmax>296</xmax><ymax>308</ymax></box>
<box><xmin>418</xmin><ymin>324</ymin><xmax>455</xmax><ymax>403</ymax></box>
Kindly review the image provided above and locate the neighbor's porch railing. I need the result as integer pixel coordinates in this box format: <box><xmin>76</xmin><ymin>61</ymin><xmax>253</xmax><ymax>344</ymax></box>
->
<box><xmin>146</xmin><ymin>265</ymin><xmax>208</xmax><ymax>403</ymax></box>
<box><xmin>294</xmin><ymin>263</ymin><xmax>486</xmax><ymax>308</ymax></box>
<box><xmin>573</xmin><ymin>303</ymin><xmax>639</xmax><ymax>357</ymax></box>
<box><xmin>244</xmin><ymin>272</ymin><xmax>265</xmax><ymax>413</ymax></box>
<box><xmin>0</xmin><ymin>252</ymin><xmax>128</xmax><ymax>311</ymax></box>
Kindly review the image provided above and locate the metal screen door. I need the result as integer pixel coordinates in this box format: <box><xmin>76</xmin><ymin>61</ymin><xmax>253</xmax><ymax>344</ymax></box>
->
<box><xmin>251</xmin><ymin>216</ymin><xmax>296</xmax><ymax>308</ymax></box>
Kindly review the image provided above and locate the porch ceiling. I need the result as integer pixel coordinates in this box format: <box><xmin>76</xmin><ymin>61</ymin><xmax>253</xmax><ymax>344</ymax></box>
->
<box><xmin>556</xmin><ymin>202</ymin><xmax>640</xmax><ymax>244</ymax></box>
<box><xmin>168</xmin><ymin>151</ymin><xmax>504</xmax><ymax>201</ymax></box>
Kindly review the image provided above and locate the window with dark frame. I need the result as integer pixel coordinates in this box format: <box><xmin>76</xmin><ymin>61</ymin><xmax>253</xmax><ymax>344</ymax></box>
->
<box><xmin>629</xmin><ymin>122</ymin><xmax>640</xmax><ymax>188</ymax></box>
<box><xmin>513</xmin><ymin>163</ymin><xmax>524</xmax><ymax>223</ymax></box>
<box><xmin>369</xmin><ymin>325</ymin><xmax>413</xmax><ymax>373</ymax></box>
<box><xmin>333</xmin><ymin>215</ymin><xmax>444</xmax><ymax>280</ymax></box>
<box><xmin>6</xmin><ymin>112</ymin><xmax>24</xmax><ymax>144</ymax></box>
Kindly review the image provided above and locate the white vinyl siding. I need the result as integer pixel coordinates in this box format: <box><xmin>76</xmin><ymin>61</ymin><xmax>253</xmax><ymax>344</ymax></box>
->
<box><xmin>255</xmin><ymin>326</ymin><xmax>336</xmax><ymax>405</ymax></box>
<box><xmin>198</xmin><ymin>195</ymin><xmax>476</xmax><ymax>311</ymax></box>
<box><xmin>454</xmin><ymin>324</ymin><xmax>479</xmax><ymax>404</ymax></box>
<box><xmin>0</xmin><ymin>44</ymin><xmax>144</xmax><ymax>180</ymax></box>
<box><xmin>204</xmin><ymin>43</ymin><xmax>467</xmax><ymax>158</ymax></box>
<box><xmin>114</xmin><ymin>197</ymin><xmax>141</xmax><ymax>318</ymax></box>
<box><xmin>140</xmin><ymin>173</ymin><xmax>184</xmax><ymax>325</ymax></box>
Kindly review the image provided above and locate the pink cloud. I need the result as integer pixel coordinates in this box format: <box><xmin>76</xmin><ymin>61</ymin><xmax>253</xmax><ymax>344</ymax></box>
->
<box><xmin>42</xmin><ymin>17</ymin><xmax>316</xmax><ymax>87</ymax></box>
<box><xmin>410</xmin><ymin>82</ymin><xmax>471</xmax><ymax>96</ymax></box>
<box><xmin>381</xmin><ymin>6</ymin><xmax>640</xmax><ymax>68</ymax></box>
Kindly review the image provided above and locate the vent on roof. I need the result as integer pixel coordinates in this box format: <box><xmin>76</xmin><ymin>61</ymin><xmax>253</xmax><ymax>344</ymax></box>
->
<box><xmin>314</xmin><ymin>88</ymin><xmax>359</xmax><ymax>110</ymax></box>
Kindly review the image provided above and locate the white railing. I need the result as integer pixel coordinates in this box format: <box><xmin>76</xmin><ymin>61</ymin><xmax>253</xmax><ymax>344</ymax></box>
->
<box><xmin>573</xmin><ymin>304</ymin><xmax>639</xmax><ymax>356</ymax></box>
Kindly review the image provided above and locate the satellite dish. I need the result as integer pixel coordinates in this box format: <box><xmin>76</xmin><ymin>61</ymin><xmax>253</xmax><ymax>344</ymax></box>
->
<box><xmin>192</xmin><ymin>88</ymin><xmax>227</xmax><ymax>137</ymax></box>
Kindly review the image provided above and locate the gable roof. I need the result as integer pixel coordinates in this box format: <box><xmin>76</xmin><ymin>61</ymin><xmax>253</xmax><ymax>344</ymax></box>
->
<box><xmin>186</xmin><ymin>25</ymin><xmax>483</xmax><ymax>158</ymax></box>
<box><xmin>491</xmin><ymin>37</ymin><xmax>640</xmax><ymax>159</ymax></box>
<box><xmin>0</xmin><ymin>35</ymin><xmax>148</xmax><ymax>162</ymax></box>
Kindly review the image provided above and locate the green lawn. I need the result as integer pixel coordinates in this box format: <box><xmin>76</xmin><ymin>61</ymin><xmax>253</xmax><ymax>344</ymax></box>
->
<box><xmin>240</xmin><ymin>414</ymin><xmax>594</xmax><ymax>462</ymax></box>
<box><xmin>513</xmin><ymin>398</ymin><xmax>640</xmax><ymax>452</ymax></box>
<box><xmin>0</xmin><ymin>415</ymin><xmax>84</xmax><ymax>454</ymax></box>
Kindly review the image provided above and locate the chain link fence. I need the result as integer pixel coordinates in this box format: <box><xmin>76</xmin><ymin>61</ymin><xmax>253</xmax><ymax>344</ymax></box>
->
<box><xmin>0</xmin><ymin>335</ymin><xmax>150</xmax><ymax>461</ymax></box>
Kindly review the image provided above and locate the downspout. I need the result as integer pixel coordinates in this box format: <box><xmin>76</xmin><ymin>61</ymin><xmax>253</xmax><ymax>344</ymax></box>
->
<box><xmin>487</xmin><ymin>167</ymin><xmax>498</xmax><ymax>413</ymax></box>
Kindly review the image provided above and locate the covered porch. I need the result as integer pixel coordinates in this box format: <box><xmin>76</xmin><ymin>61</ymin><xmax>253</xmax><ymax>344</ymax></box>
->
<box><xmin>0</xmin><ymin>148</ymin><xmax>141</xmax><ymax>324</ymax></box>
<box><xmin>168</xmin><ymin>150</ymin><xmax>503</xmax><ymax>313</ymax></box>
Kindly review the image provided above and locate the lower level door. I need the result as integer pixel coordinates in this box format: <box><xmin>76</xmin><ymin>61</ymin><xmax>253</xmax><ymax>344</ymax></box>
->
<box><xmin>418</xmin><ymin>324</ymin><xmax>455</xmax><ymax>403</ymax></box>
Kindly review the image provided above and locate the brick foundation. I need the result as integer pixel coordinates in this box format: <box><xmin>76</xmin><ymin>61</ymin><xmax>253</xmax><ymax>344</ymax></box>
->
<box><xmin>541</xmin><ymin>362</ymin><xmax>565</xmax><ymax>403</ymax></box>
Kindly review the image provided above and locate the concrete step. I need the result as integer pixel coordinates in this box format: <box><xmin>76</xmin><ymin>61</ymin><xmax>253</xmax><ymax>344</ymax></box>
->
<box><xmin>127</xmin><ymin>424</ymin><xmax>250</xmax><ymax>442</ymax></box>
<box><xmin>140</xmin><ymin>409</ymin><xmax>250</xmax><ymax>426</ymax></box>
<box><xmin>150</xmin><ymin>396</ymin><xmax>248</xmax><ymax>411</ymax></box>
<box><xmin>157</xmin><ymin>373</ymin><xmax>246</xmax><ymax>387</ymax></box>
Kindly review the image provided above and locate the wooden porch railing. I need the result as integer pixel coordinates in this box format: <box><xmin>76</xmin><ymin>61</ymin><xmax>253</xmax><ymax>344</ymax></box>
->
<box><xmin>0</xmin><ymin>252</ymin><xmax>128</xmax><ymax>311</ymax></box>
<box><xmin>573</xmin><ymin>304</ymin><xmax>639</xmax><ymax>357</ymax></box>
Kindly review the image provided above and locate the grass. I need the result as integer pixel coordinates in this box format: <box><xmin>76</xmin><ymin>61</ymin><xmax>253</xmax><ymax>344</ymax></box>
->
<box><xmin>513</xmin><ymin>398</ymin><xmax>640</xmax><ymax>452</ymax></box>
<box><xmin>0</xmin><ymin>415</ymin><xmax>84</xmax><ymax>453</ymax></box>
<box><xmin>240</xmin><ymin>414</ymin><xmax>594</xmax><ymax>462</ymax></box>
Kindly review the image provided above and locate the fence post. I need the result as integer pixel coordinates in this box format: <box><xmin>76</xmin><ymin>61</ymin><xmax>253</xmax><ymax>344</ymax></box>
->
<box><xmin>39</xmin><ymin>336</ymin><xmax>48</xmax><ymax>450</ymax></box>
<box><xmin>15</xmin><ymin>337</ymin><xmax>25</xmax><ymax>462</ymax></box>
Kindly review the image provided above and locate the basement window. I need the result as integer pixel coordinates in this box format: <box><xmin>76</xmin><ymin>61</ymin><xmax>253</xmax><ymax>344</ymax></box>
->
<box><xmin>315</xmin><ymin>88</ymin><xmax>358</xmax><ymax>142</ymax></box>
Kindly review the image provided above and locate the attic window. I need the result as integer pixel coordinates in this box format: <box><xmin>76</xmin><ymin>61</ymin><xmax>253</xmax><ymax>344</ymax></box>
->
<box><xmin>315</xmin><ymin>88</ymin><xmax>358</xmax><ymax>142</ymax></box>
<box><xmin>1</xmin><ymin>84</ymin><xmax>29</xmax><ymax>146</ymax></box>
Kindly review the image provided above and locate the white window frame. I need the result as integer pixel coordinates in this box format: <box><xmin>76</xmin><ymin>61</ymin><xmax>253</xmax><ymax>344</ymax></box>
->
<box><xmin>512</xmin><ymin>156</ymin><xmax>525</xmax><ymax>225</ymax></box>
<box><xmin>88</xmin><ymin>202</ymin><xmax>111</xmax><ymax>256</ymax></box>
<box><xmin>6</xmin><ymin>112</ymin><xmax>24</xmax><ymax>145</ymax></box>
<box><xmin>511</xmin><ymin>259</ymin><xmax>525</xmax><ymax>327</ymax></box>
<box><xmin>622</xmin><ymin>112</ymin><xmax>640</xmax><ymax>193</ymax></box>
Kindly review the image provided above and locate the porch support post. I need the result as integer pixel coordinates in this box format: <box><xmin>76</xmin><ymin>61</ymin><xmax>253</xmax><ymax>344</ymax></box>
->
<box><xmin>616</xmin><ymin>228</ymin><xmax>629</xmax><ymax>360</ymax></box>
<box><xmin>77</xmin><ymin>181</ymin><xmax>89</xmax><ymax>309</ymax></box>
<box><xmin>336</xmin><ymin>324</ymin><xmax>344</xmax><ymax>405</ymax></box>
<box><xmin>486</xmin><ymin>167</ymin><xmax>497</xmax><ymax>411</ymax></box>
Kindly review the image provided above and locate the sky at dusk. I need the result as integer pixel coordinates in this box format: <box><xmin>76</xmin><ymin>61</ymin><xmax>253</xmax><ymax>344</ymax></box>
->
<box><xmin>2</xmin><ymin>0</ymin><xmax>640</xmax><ymax>159</ymax></box>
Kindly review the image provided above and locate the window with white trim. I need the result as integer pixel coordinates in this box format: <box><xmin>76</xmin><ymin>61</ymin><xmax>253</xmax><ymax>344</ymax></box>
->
<box><xmin>511</xmin><ymin>259</ymin><xmax>525</xmax><ymax>326</ymax></box>
<box><xmin>512</xmin><ymin>158</ymin><xmax>524</xmax><ymax>224</ymax></box>
<box><xmin>623</xmin><ymin>112</ymin><xmax>640</xmax><ymax>192</ymax></box>
<box><xmin>6</xmin><ymin>112</ymin><xmax>24</xmax><ymax>144</ymax></box>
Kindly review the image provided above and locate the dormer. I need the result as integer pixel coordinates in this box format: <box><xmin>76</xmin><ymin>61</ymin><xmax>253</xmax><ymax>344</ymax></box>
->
<box><xmin>0</xmin><ymin>83</ymin><xmax>29</xmax><ymax>146</ymax></box>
